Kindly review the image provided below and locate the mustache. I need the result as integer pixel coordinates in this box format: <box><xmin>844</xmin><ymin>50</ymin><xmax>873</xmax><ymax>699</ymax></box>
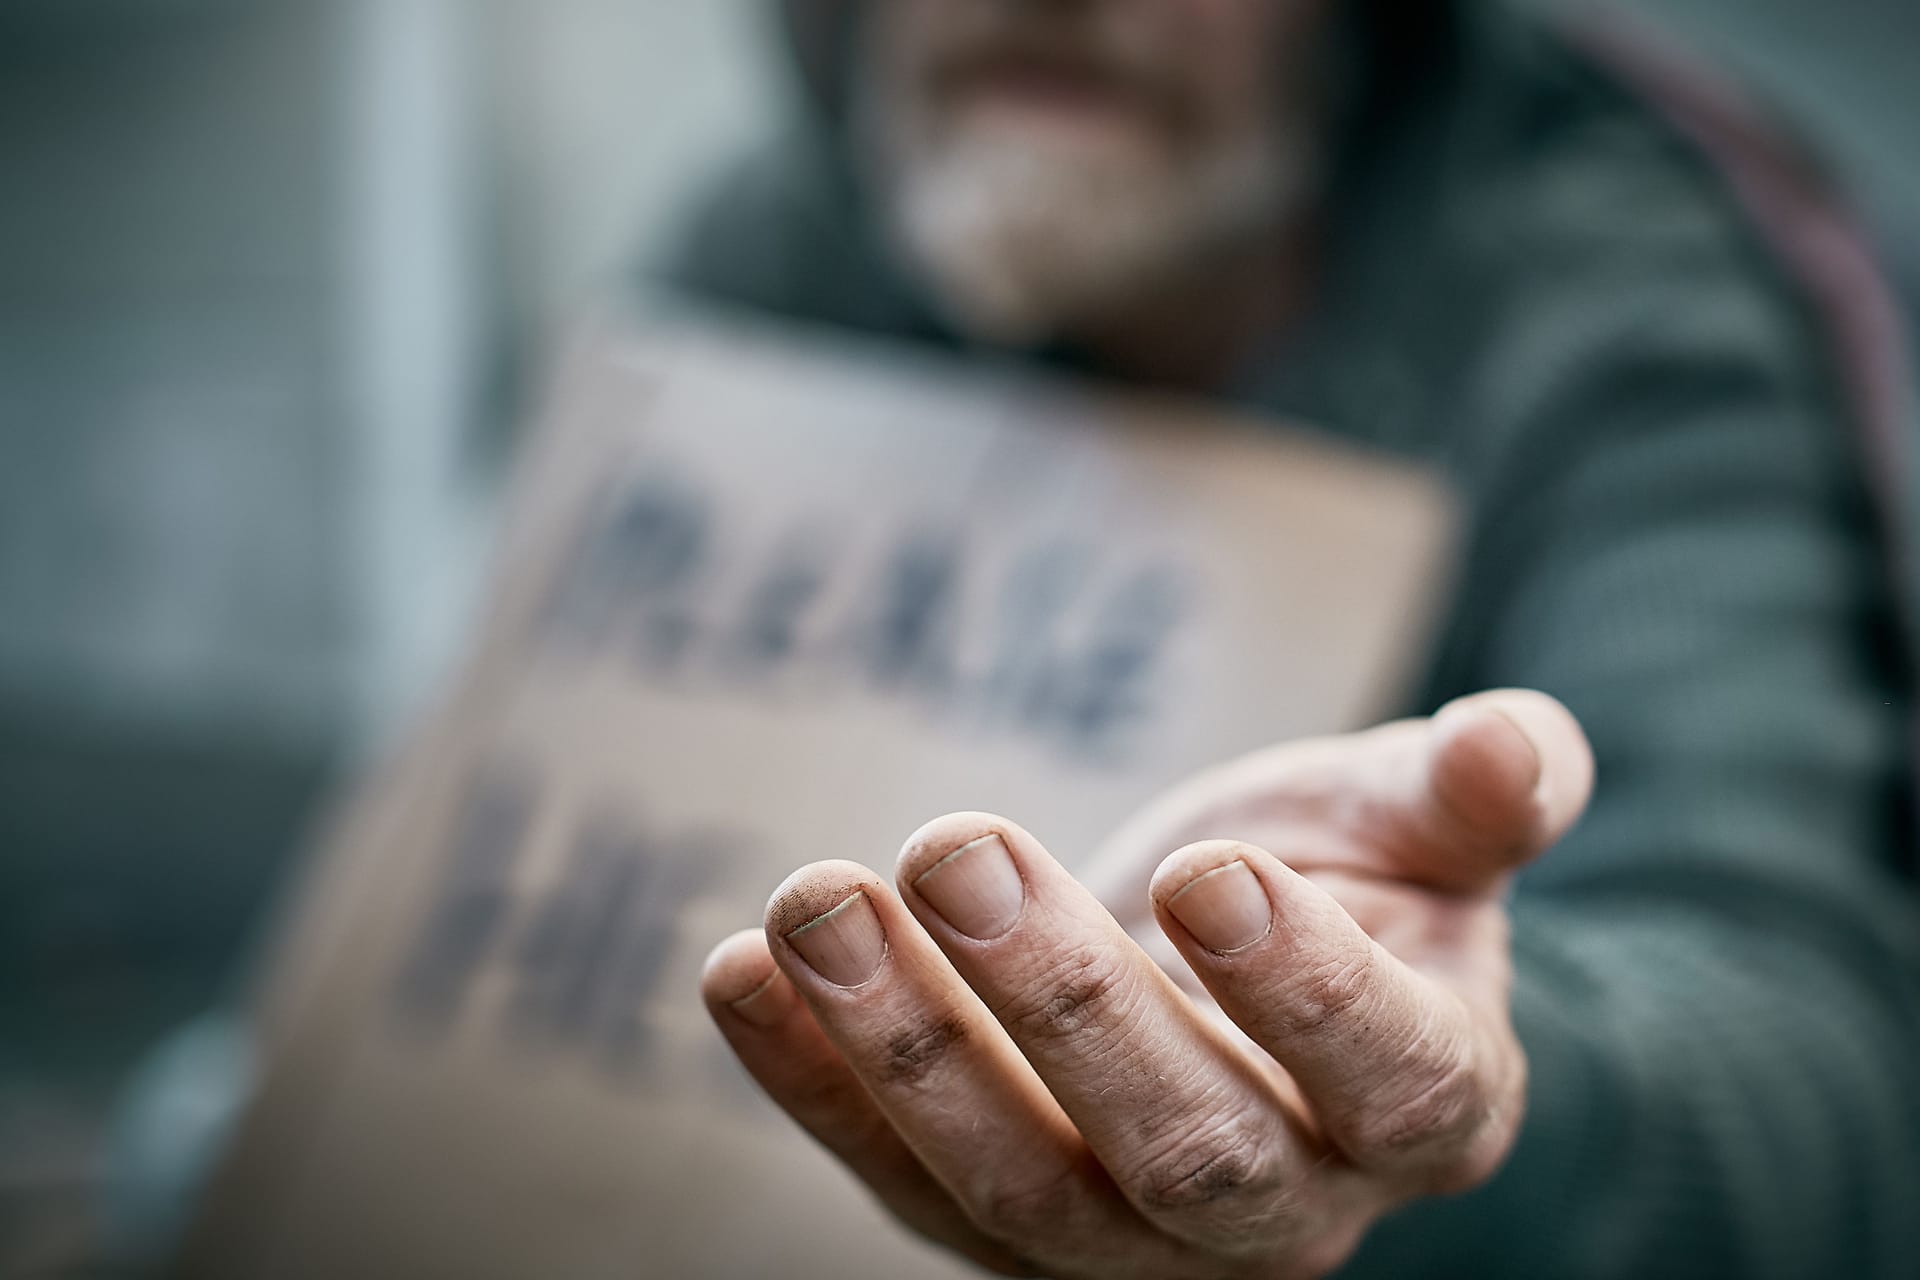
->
<box><xmin>920</xmin><ymin>10</ymin><xmax>1185</xmax><ymax>119</ymax></box>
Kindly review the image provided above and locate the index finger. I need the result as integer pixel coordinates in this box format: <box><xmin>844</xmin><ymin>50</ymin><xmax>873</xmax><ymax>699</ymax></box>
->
<box><xmin>1148</xmin><ymin>840</ymin><xmax>1525</xmax><ymax>1194</ymax></box>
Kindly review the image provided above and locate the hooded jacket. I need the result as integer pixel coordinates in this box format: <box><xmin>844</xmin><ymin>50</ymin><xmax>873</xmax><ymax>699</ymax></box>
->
<box><xmin>655</xmin><ymin>2</ymin><xmax>1920</xmax><ymax>1275</ymax></box>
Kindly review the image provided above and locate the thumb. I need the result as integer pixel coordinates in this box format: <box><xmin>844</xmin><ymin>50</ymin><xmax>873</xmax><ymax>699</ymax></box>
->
<box><xmin>1083</xmin><ymin>688</ymin><xmax>1595</xmax><ymax>916</ymax></box>
<box><xmin>1409</xmin><ymin>688</ymin><xmax>1594</xmax><ymax>890</ymax></box>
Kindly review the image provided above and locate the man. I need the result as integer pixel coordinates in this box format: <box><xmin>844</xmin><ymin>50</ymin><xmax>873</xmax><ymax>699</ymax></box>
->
<box><xmin>673</xmin><ymin>1</ymin><xmax>1920</xmax><ymax>1275</ymax></box>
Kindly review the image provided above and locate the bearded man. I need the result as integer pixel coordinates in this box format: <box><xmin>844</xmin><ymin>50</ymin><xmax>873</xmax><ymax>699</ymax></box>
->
<box><xmin>676</xmin><ymin>1</ymin><xmax>1920</xmax><ymax>1276</ymax></box>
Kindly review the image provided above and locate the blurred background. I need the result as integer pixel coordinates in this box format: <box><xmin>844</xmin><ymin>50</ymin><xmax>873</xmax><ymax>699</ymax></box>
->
<box><xmin>1</xmin><ymin>0</ymin><xmax>1915</xmax><ymax>1268</ymax></box>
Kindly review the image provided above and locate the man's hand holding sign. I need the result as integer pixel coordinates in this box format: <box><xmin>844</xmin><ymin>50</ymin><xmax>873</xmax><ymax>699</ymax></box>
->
<box><xmin>703</xmin><ymin>689</ymin><xmax>1593</xmax><ymax>1278</ymax></box>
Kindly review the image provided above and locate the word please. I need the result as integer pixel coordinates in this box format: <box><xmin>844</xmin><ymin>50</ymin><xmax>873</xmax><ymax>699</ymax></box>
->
<box><xmin>538</xmin><ymin>472</ymin><xmax>1198</xmax><ymax>760</ymax></box>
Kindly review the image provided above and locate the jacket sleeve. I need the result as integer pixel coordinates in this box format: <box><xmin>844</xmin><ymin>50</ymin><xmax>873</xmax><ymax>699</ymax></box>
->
<box><xmin>1345</xmin><ymin>87</ymin><xmax>1920</xmax><ymax>1279</ymax></box>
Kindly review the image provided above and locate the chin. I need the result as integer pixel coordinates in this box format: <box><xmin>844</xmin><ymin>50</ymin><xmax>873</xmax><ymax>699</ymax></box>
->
<box><xmin>882</xmin><ymin>128</ymin><xmax>1201</xmax><ymax>346</ymax></box>
<box><xmin>870</xmin><ymin>101</ymin><xmax>1306</xmax><ymax>348</ymax></box>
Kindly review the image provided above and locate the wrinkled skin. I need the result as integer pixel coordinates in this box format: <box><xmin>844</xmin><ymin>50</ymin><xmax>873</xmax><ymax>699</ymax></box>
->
<box><xmin>703</xmin><ymin>690</ymin><xmax>1595</xmax><ymax>1278</ymax></box>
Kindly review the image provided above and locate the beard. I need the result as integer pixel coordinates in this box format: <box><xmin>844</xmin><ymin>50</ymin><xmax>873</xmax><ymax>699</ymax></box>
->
<box><xmin>851</xmin><ymin>12</ymin><xmax>1318</xmax><ymax>347</ymax></box>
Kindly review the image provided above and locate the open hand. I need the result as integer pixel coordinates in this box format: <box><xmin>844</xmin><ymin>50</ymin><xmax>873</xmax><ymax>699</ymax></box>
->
<box><xmin>701</xmin><ymin>690</ymin><xmax>1593</xmax><ymax>1278</ymax></box>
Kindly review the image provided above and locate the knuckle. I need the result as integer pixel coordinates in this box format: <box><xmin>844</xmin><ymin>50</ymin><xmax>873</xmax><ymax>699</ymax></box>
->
<box><xmin>1129</xmin><ymin>1124</ymin><xmax>1291</xmax><ymax>1240</ymax></box>
<box><xmin>992</xmin><ymin>946</ymin><xmax>1134</xmax><ymax>1046</ymax></box>
<box><xmin>1347</xmin><ymin>1036</ymin><xmax>1484</xmax><ymax>1165</ymax></box>
<box><xmin>1140</xmin><ymin>1142</ymin><xmax>1264</xmax><ymax>1212</ymax></box>
<box><xmin>865</xmin><ymin>1013</ymin><xmax>971</xmax><ymax>1089</ymax></box>
<box><xmin>1277</xmin><ymin>948</ymin><xmax>1375</xmax><ymax>1041</ymax></box>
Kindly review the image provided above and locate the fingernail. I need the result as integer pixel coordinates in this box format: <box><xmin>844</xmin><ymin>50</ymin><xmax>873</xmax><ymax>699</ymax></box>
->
<box><xmin>785</xmin><ymin>892</ymin><xmax>887</xmax><ymax>987</ymax></box>
<box><xmin>913</xmin><ymin>833</ymin><xmax>1024</xmax><ymax>940</ymax></box>
<box><xmin>729</xmin><ymin>972</ymin><xmax>794</xmax><ymax>1028</ymax></box>
<box><xmin>1485</xmin><ymin>708</ymin><xmax>1543</xmax><ymax>773</ymax></box>
<box><xmin>1166</xmin><ymin>861</ymin><xmax>1271</xmax><ymax>953</ymax></box>
<box><xmin>1484</xmin><ymin>708</ymin><xmax>1547</xmax><ymax>803</ymax></box>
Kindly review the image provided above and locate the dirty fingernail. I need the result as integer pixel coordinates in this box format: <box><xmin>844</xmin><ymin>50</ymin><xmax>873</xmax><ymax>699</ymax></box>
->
<box><xmin>913</xmin><ymin>833</ymin><xmax>1025</xmax><ymax>940</ymax></box>
<box><xmin>729</xmin><ymin>971</ymin><xmax>795</xmax><ymax>1028</ymax></box>
<box><xmin>1167</xmin><ymin>861</ymin><xmax>1271</xmax><ymax>953</ymax></box>
<box><xmin>785</xmin><ymin>892</ymin><xmax>887</xmax><ymax>987</ymax></box>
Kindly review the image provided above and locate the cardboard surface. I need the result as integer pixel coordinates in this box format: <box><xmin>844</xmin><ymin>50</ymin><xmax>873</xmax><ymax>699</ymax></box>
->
<box><xmin>175</xmin><ymin>312</ymin><xmax>1455</xmax><ymax>1279</ymax></box>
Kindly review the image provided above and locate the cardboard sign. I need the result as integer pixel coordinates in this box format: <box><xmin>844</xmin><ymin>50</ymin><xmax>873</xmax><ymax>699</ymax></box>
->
<box><xmin>174</xmin><ymin>311</ymin><xmax>1455</xmax><ymax>1279</ymax></box>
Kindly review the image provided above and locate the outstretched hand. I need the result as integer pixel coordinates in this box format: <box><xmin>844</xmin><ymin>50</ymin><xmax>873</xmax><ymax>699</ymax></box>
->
<box><xmin>701</xmin><ymin>690</ymin><xmax>1593</xmax><ymax>1278</ymax></box>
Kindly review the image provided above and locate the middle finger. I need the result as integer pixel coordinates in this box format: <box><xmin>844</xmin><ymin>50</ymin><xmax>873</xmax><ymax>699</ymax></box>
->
<box><xmin>896</xmin><ymin>812</ymin><xmax>1332</xmax><ymax>1255</ymax></box>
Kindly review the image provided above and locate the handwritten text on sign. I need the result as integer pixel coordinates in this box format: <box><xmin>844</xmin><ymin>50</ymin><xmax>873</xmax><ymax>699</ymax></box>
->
<box><xmin>537</xmin><ymin>469</ymin><xmax>1199</xmax><ymax>762</ymax></box>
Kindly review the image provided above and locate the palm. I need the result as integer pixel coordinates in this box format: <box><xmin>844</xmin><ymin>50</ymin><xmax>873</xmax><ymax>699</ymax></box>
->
<box><xmin>1088</xmin><ymin>693</ymin><xmax>1590</xmax><ymax>1056</ymax></box>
